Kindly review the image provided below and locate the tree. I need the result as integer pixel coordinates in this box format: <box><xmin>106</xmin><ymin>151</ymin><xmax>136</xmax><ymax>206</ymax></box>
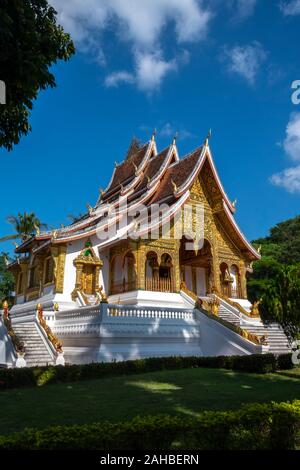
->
<box><xmin>0</xmin><ymin>212</ymin><xmax>48</xmax><ymax>242</ymax></box>
<box><xmin>260</xmin><ymin>264</ymin><xmax>300</xmax><ymax>341</ymax></box>
<box><xmin>248</xmin><ymin>215</ymin><xmax>300</xmax><ymax>301</ymax></box>
<box><xmin>0</xmin><ymin>252</ymin><xmax>14</xmax><ymax>303</ymax></box>
<box><xmin>0</xmin><ymin>0</ymin><xmax>75</xmax><ymax>150</ymax></box>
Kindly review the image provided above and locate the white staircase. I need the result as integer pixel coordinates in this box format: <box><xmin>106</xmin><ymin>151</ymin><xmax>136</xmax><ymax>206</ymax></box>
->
<box><xmin>241</xmin><ymin>324</ymin><xmax>291</xmax><ymax>355</ymax></box>
<box><xmin>12</xmin><ymin>323</ymin><xmax>55</xmax><ymax>367</ymax></box>
<box><xmin>217</xmin><ymin>300</ymin><xmax>291</xmax><ymax>355</ymax></box>
<box><xmin>218</xmin><ymin>305</ymin><xmax>240</xmax><ymax>326</ymax></box>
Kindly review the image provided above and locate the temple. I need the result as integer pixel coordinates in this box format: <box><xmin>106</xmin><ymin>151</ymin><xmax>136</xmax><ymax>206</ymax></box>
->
<box><xmin>1</xmin><ymin>134</ymin><xmax>291</xmax><ymax>367</ymax></box>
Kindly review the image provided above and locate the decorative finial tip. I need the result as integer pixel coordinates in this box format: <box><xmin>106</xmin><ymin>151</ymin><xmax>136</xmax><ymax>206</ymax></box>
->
<box><xmin>173</xmin><ymin>131</ymin><xmax>178</xmax><ymax>145</ymax></box>
<box><xmin>204</xmin><ymin>128</ymin><xmax>212</xmax><ymax>146</ymax></box>
<box><xmin>151</xmin><ymin>128</ymin><xmax>157</xmax><ymax>140</ymax></box>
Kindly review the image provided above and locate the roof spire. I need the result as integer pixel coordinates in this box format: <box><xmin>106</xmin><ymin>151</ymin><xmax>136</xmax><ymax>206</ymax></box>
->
<box><xmin>151</xmin><ymin>128</ymin><xmax>157</xmax><ymax>141</ymax></box>
<box><xmin>204</xmin><ymin>129</ymin><xmax>212</xmax><ymax>146</ymax></box>
<box><xmin>232</xmin><ymin>198</ymin><xmax>237</xmax><ymax>209</ymax></box>
<box><xmin>173</xmin><ymin>131</ymin><xmax>178</xmax><ymax>145</ymax></box>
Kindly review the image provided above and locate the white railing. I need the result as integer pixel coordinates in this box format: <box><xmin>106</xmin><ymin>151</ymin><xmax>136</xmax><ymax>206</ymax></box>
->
<box><xmin>106</xmin><ymin>304</ymin><xmax>194</xmax><ymax>320</ymax></box>
<box><xmin>57</xmin><ymin>305</ymin><xmax>101</xmax><ymax>320</ymax></box>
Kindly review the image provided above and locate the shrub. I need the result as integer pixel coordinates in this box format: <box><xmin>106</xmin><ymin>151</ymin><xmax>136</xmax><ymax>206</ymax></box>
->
<box><xmin>0</xmin><ymin>353</ymin><xmax>292</xmax><ymax>390</ymax></box>
<box><xmin>276</xmin><ymin>353</ymin><xmax>294</xmax><ymax>370</ymax></box>
<box><xmin>0</xmin><ymin>401</ymin><xmax>299</xmax><ymax>450</ymax></box>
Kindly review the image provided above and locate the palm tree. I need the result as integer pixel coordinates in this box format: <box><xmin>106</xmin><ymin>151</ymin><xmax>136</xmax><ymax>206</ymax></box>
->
<box><xmin>0</xmin><ymin>212</ymin><xmax>48</xmax><ymax>243</ymax></box>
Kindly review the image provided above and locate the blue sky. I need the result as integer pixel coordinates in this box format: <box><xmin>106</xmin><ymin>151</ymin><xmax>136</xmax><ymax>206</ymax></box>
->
<box><xmin>1</xmin><ymin>0</ymin><xmax>300</xmax><ymax>254</ymax></box>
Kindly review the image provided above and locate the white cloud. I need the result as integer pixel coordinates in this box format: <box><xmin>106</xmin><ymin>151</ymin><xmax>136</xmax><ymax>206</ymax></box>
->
<box><xmin>105</xmin><ymin>71</ymin><xmax>135</xmax><ymax>88</ymax></box>
<box><xmin>50</xmin><ymin>0</ymin><xmax>211</xmax><ymax>91</ymax></box>
<box><xmin>231</xmin><ymin>0</ymin><xmax>258</xmax><ymax>21</ymax></box>
<box><xmin>270</xmin><ymin>166</ymin><xmax>300</xmax><ymax>193</ymax></box>
<box><xmin>221</xmin><ymin>41</ymin><xmax>266</xmax><ymax>84</ymax></box>
<box><xmin>135</xmin><ymin>52</ymin><xmax>177</xmax><ymax>92</ymax></box>
<box><xmin>283</xmin><ymin>113</ymin><xmax>300</xmax><ymax>161</ymax></box>
<box><xmin>159</xmin><ymin>123</ymin><xmax>193</xmax><ymax>140</ymax></box>
<box><xmin>160</xmin><ymin>123</ymin><xmax>176</xmax><ymax>137</ymax></box>
<box><xmin>271</xmin><ymin>113</ymin><xmax>300</xmax><ymax>194</ymax></box>
<box><xmin>280</xmin><ymin>0</ymin><xmax>300</xmax><ymax>15</ymax></box>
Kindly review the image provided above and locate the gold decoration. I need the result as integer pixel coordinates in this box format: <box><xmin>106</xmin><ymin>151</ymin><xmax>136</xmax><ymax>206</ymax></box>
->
<box><xmin>2</xmin><ymin>302</ymin><xmax>25</xmax><ymax>353</ymax></box>
<box><xmin>86</xmin><ymin>204</ymin><xmax>93</xmax><ymax>215</ymax></box>
<box><xmin>97</xmin><ymin>285</ymin><xmax>108</xmax><ymax>303</ymax></box>
<box><xmin>72</xmin><ymin>240</ymin><xmax>103</xmax><ymax>300</ymax></box>
<box><xmin>250</xmin><ymin>300</ymin><xmax>261</xmax><ymax>317</ymax></box>
<box><xmin>36</xmin><ymin>304</ymin><xmax>63</xmax><ymax>353</ymax></box>
<box><xmin>171</xmin><ymin>179</ymin><xmax>178</xmax><ymax>193</ymax></box>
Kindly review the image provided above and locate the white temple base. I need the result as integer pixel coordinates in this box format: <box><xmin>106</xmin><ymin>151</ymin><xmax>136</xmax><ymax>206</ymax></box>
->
<box><xmin>108</xmin><ymin>290</ymin><xmax>190</xmax><ymax>308</ymax></box>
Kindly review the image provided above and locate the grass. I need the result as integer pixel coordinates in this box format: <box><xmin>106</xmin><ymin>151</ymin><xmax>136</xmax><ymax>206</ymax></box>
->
<box><xmin>0</xmin><ymin>367</ymin><xmax>299</xmax><ymax>435</ymax></box>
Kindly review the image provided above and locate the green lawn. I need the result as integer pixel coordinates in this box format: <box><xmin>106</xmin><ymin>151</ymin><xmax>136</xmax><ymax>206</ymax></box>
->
<box><xmin>0</xmin><ymin>368</ymin><xmax>299</xmax><ymax>435</ymax></box>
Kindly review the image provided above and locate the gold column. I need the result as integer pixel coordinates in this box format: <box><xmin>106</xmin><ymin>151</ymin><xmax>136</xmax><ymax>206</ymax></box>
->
<box><xmin>51</xmin><ymin>245</ymin><xmax>67</xmax><ymax>293</ymax></box>
<box><xmin>136</xmin><ymin>244</ymin><xmax>146</xmax><ymax>290</ymax></box>
<box><xmin>211</xmin><ymin>245</ymin><xmax>221</xmax><ymax>293</ymax></box>
<box><xmin>173</xmin><ymin>240</ymin><xmax>181</xmax><ymax>292</ymax></box>
<box><xmin>95</xmin><ymin>265</ymin><xmax>101</xmax><ymax>291</ymax></box>
<box><xmin>239</xmin><ymin>261</ymin><xmax>248</xmax><ymax>299</ymax></box>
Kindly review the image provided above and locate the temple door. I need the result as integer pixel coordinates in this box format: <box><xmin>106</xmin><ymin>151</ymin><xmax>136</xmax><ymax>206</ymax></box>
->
<box><xmin>82</xmin><ymin>265</ymin><xmax>95</xmax><ymax>294</ymax></box>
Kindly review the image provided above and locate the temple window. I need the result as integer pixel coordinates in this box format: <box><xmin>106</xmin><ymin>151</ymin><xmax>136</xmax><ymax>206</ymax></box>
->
<box><xmin>145</xmin><ymin>251</ymin><xmax>174</xmax><ymax>292</ymax></box>
<box><xmin>110</xmin><ymin>251</ymin><xmax>136</xmax><ymax>295</ymax></box>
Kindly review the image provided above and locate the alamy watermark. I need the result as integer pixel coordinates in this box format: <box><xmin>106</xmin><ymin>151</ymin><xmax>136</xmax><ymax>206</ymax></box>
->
<box><xmin>93</xmin><ymin>196</ymin><xmax>205</xmax><ymax>251</ymax></box>
<box><xmin>291</xmin><ymin>80</ymin><xmax>300</xmax><ymax>105</ymax></box>
<box><xmin>0</xmin><ymin>80</ymin><xmax>6</xmax><ymax>104</ymax></box>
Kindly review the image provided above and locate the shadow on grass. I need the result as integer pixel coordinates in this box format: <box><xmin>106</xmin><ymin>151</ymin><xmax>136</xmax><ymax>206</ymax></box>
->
<box><xmin>0</xmin><ymin>368</ymin><xmax>299</xmax><ymax>434</ymax></box>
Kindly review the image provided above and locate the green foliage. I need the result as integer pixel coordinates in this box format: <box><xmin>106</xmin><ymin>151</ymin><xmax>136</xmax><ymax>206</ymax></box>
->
<box><xmin>248</xmin><ymin>216</ymin><xmax>300</xmax><ymax>337</ymax></box>
<box><xmin>0</xmin><ymin>252</ymin><xmax>14</xmax><ymax>303</ymax></box>
<box><xmin>0</xmin><ymin>401</ymin><xmax>299</xmax><ymax>450</ymax></box>
<box><xmin>0</xmin><ymin>0</ymin><xmax>75</xmax><ymax>150</ymax></box>
<box><xmin>0</xmin><ymin>353</ymin><xmax>293</xmax><ymax>390</ymax></box>
<box><xmin>260</xmin><ymin>264</ymin><xmax>300</xmax><ymax>340</ymax></box>
<box><xmin>0</xmin><ymin>211</ymin><xmax>48</xmax><ymax>242</ymax></box>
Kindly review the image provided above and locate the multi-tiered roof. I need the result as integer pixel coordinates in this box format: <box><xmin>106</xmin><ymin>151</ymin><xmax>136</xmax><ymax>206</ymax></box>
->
<box><xmin>15</xmin><ymin>135</ymin><xmax>260</xmax><ymax>260</ymax></box>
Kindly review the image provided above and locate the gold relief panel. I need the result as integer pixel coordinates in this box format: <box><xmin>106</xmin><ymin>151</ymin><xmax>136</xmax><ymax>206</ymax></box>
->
<box><xmin>54</xmin><ymin>245</ymin><xmax>67</xmax><ymax>294</ymax></box>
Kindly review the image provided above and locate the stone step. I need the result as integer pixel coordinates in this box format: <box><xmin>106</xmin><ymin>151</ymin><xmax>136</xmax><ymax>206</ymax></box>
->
<box><xmin>11</xmin><ymin>322</ymin><xmax>55</xmax><ymax>366</ymax></box>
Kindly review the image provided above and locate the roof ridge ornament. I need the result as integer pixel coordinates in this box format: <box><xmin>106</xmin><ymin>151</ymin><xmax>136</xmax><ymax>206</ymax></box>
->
<box><xmin>232</xmin><ymin>198</ymin><xmax>237</xmax><ymax>209</ymax></box>
<box><xmin>171</xmin><ymin>178</ymin><xmax>178</xmax><ymax>193</ymax></box>
<box><xmin>86</xmin><ymin>204</ymin><xmax>93</xmax><ymax>215</ymax></box>
<box><xmin>132</xmin><ymin>161</ymin><xmax>138</xmax><ymax>173</ymax></box>
<box><xmin>173</xmin><ymin>131</ymin><xmax>178</xmax><ymax>145</ymax></box>
<box><xmin>151</xmin><ymin>128</ymin><xmax>157</xmax><ymax>141</ymax></box>
<box><xmin>204</xmin><ymin>129</ymin><xmax>212</xmax><ymax>146</ymax></box>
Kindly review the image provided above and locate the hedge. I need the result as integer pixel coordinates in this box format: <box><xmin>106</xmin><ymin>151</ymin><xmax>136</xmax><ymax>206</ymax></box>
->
<box><xmin>0</xmin><ymin>353</ymin><xmax>294</xmax><ymax>390</ymax></box>
<box><xmin>0</xmin><ymin>401</ymin><xmax>299</xmax><ymax>450</ymax></box>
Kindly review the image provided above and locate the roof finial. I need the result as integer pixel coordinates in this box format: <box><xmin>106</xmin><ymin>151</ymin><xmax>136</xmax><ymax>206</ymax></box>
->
<box><xmin>204</xmin><ymin>129</ymin><xmax>212</xmax><ymax>146</ymax></box>
<box><xmin>86</xmin><ymin>203</ymin><xmax>93</xmax><ymax>215</ymax></box>
<box><xmin>232</xmin><ymin>198</ymin><xmax>237</xmax><ymax>209</ymax></box>
<box><xmin>151</xmin><ymin>128</ymin><xmax>157</xmax><ymax>141</ymax></box>
<box><xmin>173</xmin><ymin>131</ymin><xmax>178</xmax><ymax>145</ymax></box>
